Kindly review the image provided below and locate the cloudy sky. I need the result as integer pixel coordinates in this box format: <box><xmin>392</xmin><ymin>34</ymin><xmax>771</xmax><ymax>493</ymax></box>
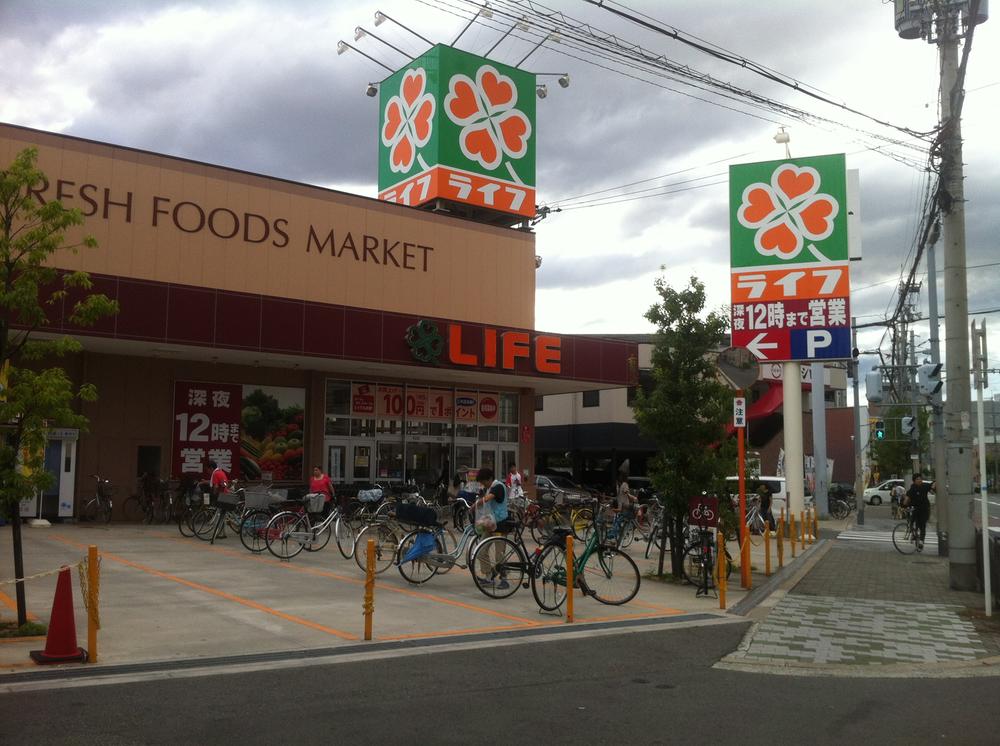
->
<box><xmin>2</xmin><ymin>0</ymin><xmax>998</xmax><ymax>397</ymax></box>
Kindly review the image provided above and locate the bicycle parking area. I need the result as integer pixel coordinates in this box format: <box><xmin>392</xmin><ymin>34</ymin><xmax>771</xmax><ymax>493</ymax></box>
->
<box><xmin>0</xmin><ymin>521</ymin><xmax>760</xmax><ymax>669</ymax></box>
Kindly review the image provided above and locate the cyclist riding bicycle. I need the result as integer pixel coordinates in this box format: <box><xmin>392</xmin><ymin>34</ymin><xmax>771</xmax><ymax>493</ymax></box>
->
<box><xmin>902</xmin><ymin>473</ymin><xmax>931</xmax><ymax>551</ymax></box>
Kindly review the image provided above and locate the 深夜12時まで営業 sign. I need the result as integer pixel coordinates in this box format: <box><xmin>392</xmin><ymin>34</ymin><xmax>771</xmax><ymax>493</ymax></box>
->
<box><xmin>377</xmin><ymin>44</ymin><xmax>536</xmax><ymax>219</ymax></box>
<box><xmin>729</xmin><ymin>153</ymin><xmax>851</xmax><ymax>362</ymax></box>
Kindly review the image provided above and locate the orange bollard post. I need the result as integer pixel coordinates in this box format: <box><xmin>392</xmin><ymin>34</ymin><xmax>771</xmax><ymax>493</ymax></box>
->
<box><xmin>790</xmin><ymin>513</ymin><xmax>797</xmax><ymax>558</ymax></box>
<box><xmin>363</xmin><ymin>538</ymin><xmax>375</xmax><ymax>641</ymax></box>
<box><xmin>800</xmin><ymin>510</ymin><xmax>806</xmax><ymax>546</ymax></box>
<box><xmin>566</xmin><ymin>535</ymin><xmax>574</xmax><ymax>623</ymax></box>
<box><xmin>777</xmin><ymin>516</ymin><xmax>785</xmax><ymax>568</ymax></box>
<box><xmin>717</xmin><ymin>531</ymin><xmax>727</xmax><ymax>610</ymax></box>
<box><xmin>764</xmin><ymin>527</ymin><xmax>772</xmax><ymax>577</ymax></box>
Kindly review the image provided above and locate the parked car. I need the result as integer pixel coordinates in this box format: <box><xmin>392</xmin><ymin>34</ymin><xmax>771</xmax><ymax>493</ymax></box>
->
<box><xmin>726</xmin><ymin>476</ymin><xmax>814</xmax><ymax>516</ymax></box>
<box><xmin>864</xmin><ymin>479</ymin><xmax>903</xmax><ymax>506</ymax></box>
<box><xmin>864</xmin><ymin>479</ymin><xmax>936</xmax><ymax>506</ymax></box>
<box><xmin>534</xmin><ymin>474</ymin><xmax>591</xmax><ymax>504</ymax></box>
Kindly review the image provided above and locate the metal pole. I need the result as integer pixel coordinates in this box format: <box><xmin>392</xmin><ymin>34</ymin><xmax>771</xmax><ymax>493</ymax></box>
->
<box><xmin>738</xmin><ymin>393</ymin><xmax>750</xmax><ymax>590</ymax></box>
<box><xmin>973</xmin><ymin>321</ymin><xmax>991</xmax><ymax>616</ymax></box>
<box><xmin>783</xmin><ymin>362</ymin><xmax>806</xmax><ymax>518</ymax></box>
<box><xmin>927</xmin><ymin>237</ymin><xmax>949</xmax><ymax>554</ymax></box>
<box><xmin>811</xmin><ymin>363</ymin><xmax>829</xmax><ymax>516</ymax></box>
<box><xmin>852</xmin><ymin>320</ymin><xmax>865</xmax><ymax>525</ymax></box>
<box><xmin>940</xmin><ymin>16</ymin><xmax>977</xmax><ymax>590</ymax></box>
<box><xmin>909</xmin><ymin>330</ymin><xmax>922</xmax><ymax>476</ymax></box>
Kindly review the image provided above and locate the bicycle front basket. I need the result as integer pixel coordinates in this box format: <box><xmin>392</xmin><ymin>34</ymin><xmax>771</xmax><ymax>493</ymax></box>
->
<box><xmin>396</xmin><ymin>502</ymin><xmax>438</xmax><ymax>526</ymax></box>
<box><xmin>304</xmin><ymin>493</ymin><xmax>326</xmax><ymax>513</ymax></box>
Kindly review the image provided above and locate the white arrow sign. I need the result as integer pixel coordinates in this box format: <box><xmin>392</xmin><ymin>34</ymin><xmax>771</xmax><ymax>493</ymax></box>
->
<box><xmin>746</xmin><ymin>332</ymin><xmax>778</xmax><ymax>359</ymax></box>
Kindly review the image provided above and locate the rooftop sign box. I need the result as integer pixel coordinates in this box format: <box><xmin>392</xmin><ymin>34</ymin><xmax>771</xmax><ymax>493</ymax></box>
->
<box><xmin>378</xmin><ymin>44</ymin><xmax>536</xmax><ymax>221</ymax></box>
<box><xmin>729</xmin><ymin>153</ymin><xmax>852</xmax><ymax>362</ymax></box>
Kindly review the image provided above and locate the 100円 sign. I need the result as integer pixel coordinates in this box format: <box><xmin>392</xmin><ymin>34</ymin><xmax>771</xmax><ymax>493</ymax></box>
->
<box><xmin>729</xmin><ymin>153</ymin><xmax>851</xmax><ymax>362</ymax></box>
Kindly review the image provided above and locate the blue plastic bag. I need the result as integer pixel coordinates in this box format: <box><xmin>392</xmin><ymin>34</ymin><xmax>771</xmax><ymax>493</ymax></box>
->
<box><xmin>401</xmin><ymin>532</ymin><xmax>437</xmax><ymax>563</ymax></box>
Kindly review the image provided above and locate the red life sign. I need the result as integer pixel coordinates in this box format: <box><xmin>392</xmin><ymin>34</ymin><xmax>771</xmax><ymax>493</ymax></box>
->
<box><xmin>172</xmin><ymin>381</ymin><xmax>242</xmax><ymax>479</ymax></box>
<box><xmin>687</xmin><ymin>496</ymin><xmax>719</xmax><ymax>528</ymax></box>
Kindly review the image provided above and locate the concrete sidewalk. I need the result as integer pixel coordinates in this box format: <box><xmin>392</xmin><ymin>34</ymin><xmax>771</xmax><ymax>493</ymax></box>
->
<box><xmin>719</xmin><ymin>511</ymin><xmax>1000</xmax><ymax>677</ymax></box>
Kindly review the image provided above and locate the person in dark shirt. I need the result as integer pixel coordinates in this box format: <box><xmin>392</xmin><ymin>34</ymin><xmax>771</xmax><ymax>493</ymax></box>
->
<box><xmin>903</xmin><ymin>473</ymin><xmax>932</xmax><ymax>551</ymax></box>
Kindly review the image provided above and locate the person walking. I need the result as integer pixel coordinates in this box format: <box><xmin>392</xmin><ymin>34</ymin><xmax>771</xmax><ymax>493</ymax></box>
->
<box><xmin>208</xmin><ymin>460</ymin><xmax>231</xmax><ymax>538</ymax></box>
<box><xmin>505</xmin><ymin>463</ymin><xmax>523</xmax><ymax>500</ymax></box>
<box><xmin>902</xmin><ymin>473</ymin><xmax>932</xmax><ymax>551</ymax></box>
<box><xmin>757</xmin><ymin>481</ymin><xmax>776</xmax><ymax>530</ymax></box>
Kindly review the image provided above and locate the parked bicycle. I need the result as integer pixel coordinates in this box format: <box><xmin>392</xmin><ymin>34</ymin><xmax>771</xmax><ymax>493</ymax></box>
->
<box><xmin>263</xmin><ymin>493</ymin><xmax>337</xmax><ymax>560</ymax></box>
<box><xmin>530</xmin><ymin>500</ymin><xmax>641</xmax><ymax>612</ymax></box>
<box><xmin>81</xmin><ymin>474</ymin><xmax>114</xmax><ymax>523</ymax></box>
<box><xmin>395</xmin><ymin>498</ymin><xmax>482</xmax><ymax>585</ymax></box>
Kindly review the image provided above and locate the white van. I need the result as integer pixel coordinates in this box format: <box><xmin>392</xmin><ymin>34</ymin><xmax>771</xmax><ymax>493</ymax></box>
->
<box><xmin>726</xmin><ymin>476</ymin><xmax>814</xmax><ymax>516</ymax></box>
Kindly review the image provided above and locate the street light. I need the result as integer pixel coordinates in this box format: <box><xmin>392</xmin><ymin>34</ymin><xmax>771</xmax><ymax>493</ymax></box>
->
<box><xmin>336</xmin><ymin>40</ymin><xmax>395</xmax><ymax>73</ymax></box>
<box><xmin>485</xmin><ymin>16</ymin><xmax>530</xmax><ymax>56</ymax></box>
<box><xmin>452</xmin><ymin>3</ymin><xmax>493</xmax><ymax>46</ymax></box>
<box><xmin>374</xmin><ymin>10</ymin><xmax>433</xmax><ymax>46</ymax></box>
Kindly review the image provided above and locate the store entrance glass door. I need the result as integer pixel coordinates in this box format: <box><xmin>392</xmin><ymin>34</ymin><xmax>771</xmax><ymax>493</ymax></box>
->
<box><xmin>325</xmin><ymin>440</ymin><xmax>348</xmax><ymax>484</ymax></box>
<box><xmin>351</xmin><ymin>442</ymin><xmax>374</xmax><ymax>483</ymax></box>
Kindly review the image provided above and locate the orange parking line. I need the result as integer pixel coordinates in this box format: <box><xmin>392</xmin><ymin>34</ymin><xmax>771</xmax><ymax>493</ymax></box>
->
<box><xmin>152</xmin><ymin>532</ymin><xmax>543</xmax><ymax>627</ymax></box>
<box><xmin>48</xmin><ymin>535</ymin><xmax>357</xmax><ymax>641</ymax></box>
<box><xmin>0</xmin><ymin>589</ymin><xmax>39</xmax><ymax>621</ymax></box>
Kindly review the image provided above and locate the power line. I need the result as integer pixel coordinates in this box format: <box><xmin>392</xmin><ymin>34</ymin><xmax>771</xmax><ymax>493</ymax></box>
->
<box><xmin>590</xmin><ymin>0</ymin><xmax>940</xmax><ymax>140</ymax></box>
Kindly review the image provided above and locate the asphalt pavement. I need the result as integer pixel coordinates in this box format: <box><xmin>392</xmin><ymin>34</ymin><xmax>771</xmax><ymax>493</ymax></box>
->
<box><xmin>2</xmin><ymin>622</ymin><xmax>1000</xmax><ymax>745</ymax></box>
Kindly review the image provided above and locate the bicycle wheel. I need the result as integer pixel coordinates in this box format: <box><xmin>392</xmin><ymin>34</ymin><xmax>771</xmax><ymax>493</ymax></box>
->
<box><xmin>579</xmin><ymin>546</ymin><xmax>640</xmax><ymax>605</ymax></box>
<box><xmin>530</xmin><ymin>543</ymin><xmax>568</xmax><ymax>611</ymax></box>
<box><xmin>682</xmin><ymin>544</ymin><xmax>713</xmax><ymax>587</ymax></box>
<box><xmin>265</xmin><ymin>512</ymin><xmax>308</xmax><ymax>560</ymax></box>
<box><xmin>239</xmin><ymin>509</ymin><xmax>271</xmax><ymax>553</ymax></box>
<box><xmin>471</xmin><ymin>537</ymin><xmax>525</xmax><ymax>599</ymax></box>
<box><xmin>353</xmin><ymin>523</ymin><xmax>400</xmax><ymax>574</ymax></box>
<box><xmin>335</xmin><ymin>513</ymin><xmax>361</xmax><ymax>560</ymax></box>
<box><xmin>892</xmin><ymin>521</ymin><xmax>917</xmax><ymax>554</ymax></box>
<box><xmin>830</xmin><ymin>499</ymin><xmax>848</xmax><ymax>520</ymax></box>
<box><xmin>192</xmin><ymin>507</ymin><xmax>219</xmax><ymax>540</ymax></box>
<box><xmin>617</xmin><ymin>519</ymin><xmax>637</xmax><ymax>549</ymax></box>
<box><xmin>529</xmin><ymin>510</ymin><xmax>560</xmax><ymax>545</ymax></box>
<box><xmin>123</xmin><ymin>496</ymin><xmax>144</xmax><ymax>522</ymax></box>
<box><xmin>397</xmin><ymin>530</ymin><xmax>443</xmax><ymax>585</ymax></box>
<box><xmin>570</xmin><ymin>508</ymin><xmax>593</xmax><ymax>541</ymax></box>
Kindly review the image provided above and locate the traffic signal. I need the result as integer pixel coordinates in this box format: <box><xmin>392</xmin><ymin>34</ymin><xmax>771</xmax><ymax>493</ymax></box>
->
<box><xmin>874</xmin><ymin>419</ymin><xmax>886</xmax><ymax>441</ymax></box>
<box><xmin>865</xmin><ymin>370</ymin><xmax>884</xmax><ymax>404</ymax></box>
<box><xmin>917</xmin><ymin>363</ymin><xmax>943</xmax><ymax>396</ymax></box>
<box><xmin>901</xmin><ymin>416</ymin><xmax>916</xmax><ymax>436</ymax></box>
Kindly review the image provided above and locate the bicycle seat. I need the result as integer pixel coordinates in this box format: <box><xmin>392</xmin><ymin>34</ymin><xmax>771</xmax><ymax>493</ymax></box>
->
<box><xmin>550</xmin><ymin>527</ymin><xmax>573</xmax><ymax>538</ymax></box>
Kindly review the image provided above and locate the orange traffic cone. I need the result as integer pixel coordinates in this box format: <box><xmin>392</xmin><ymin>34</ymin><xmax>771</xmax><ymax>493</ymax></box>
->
<box><xmin>30</xmin><ymin>567</ymin><xmax>88</xmax><ymax>664</ymax></box>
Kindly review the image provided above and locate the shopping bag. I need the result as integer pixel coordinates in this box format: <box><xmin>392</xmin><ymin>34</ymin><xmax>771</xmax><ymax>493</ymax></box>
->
<box><xmin>474</xmin><ymin>501</ymin><xmax>497</xmax><ymax>536</ymax></box>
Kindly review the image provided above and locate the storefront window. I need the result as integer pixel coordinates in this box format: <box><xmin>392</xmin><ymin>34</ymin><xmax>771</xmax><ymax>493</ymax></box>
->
<box><xmin>377</xmin><ymin>442</ymin><xmax>403</xmax><ymax>481</ymax></box>
<box><xmin>427</xmin><ymin>422</ymin><xmax>453</xmax><ymax>438</ymax></box>
<box><xmin>479</xmin><ymin>426</ymin><xmax>498</xmax><ymax>442</ymax></box>
<box><xmin>325</xmin><ymin>416</ymin><xmax>351</xmax><ymax>436</ymax></box>
<box><xmin>456</xmin><ymin>424</ymin><xmax>478</xmax><ymax>439</ymax></box>
<box><xmin>325</xmin><ymin>380</ymin><xmax>351</xmax><ymax>415</ymax></box>
<box><xmin>406</xmin><ymin>442</ymin><xmax>450</xmax><ymax>486</ymax></box>
<box><xmin>499</xmin><ymin>426</ymin><xmax>518</xmax><ymax>443</ymax></box>
<box><xmin>377</xmin><ymin>419</ymin><xmax>402</xmax><ymax>435</ymax></box>
<box><xmin>455</xmin><ymin>445</ymin><xmax>475</xmax><ymax>472</ymax></box>
<box><xmin>406</xmin><ymin>420</ymin><xmax>429</xmax><ymax>436</ymax></box>
<box><xmin>352</xmin><ymin>419</ymin><xmax>376</xmax><ymax>437</ymax></box>
<box><xmin>499</xmin><ymin>393</ymin><xmax>518</xmax><ymax>424</ymax></box>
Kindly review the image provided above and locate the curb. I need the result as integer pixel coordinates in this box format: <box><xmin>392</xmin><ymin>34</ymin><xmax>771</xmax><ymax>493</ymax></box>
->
<box><xmin>716</xmin><ymin>650</ymin><xmax>1000</xmax><ymax>679</ymax></box>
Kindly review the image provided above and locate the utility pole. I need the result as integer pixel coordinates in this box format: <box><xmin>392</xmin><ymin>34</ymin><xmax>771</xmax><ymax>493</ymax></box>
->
<box><xmin>939</xmin><ymin>10</ymin><xmax>976</xmax><ymax>590</ymax></box>
<box><xmin>909</xmin><ymin>330</ymin><xmax>921</xmax><ymax>476</ymax></box>
<box><xmin>893</xmin><ymin>0</ymin><xmax>983</xmax><ymax>590</ymax></box>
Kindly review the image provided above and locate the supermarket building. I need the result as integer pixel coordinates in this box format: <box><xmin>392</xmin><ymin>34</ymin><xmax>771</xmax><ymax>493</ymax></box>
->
<box><xmin>2</xmin><ymin>122</ymin><xmax>636</xmax><ymax>520</ymax></box>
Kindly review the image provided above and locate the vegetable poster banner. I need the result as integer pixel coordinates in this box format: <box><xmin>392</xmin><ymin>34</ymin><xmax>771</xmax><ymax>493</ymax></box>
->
<box><xmin>172</xmin><ymin>381</ymin><xmax>305</xmax><ymax>482</ymax></box>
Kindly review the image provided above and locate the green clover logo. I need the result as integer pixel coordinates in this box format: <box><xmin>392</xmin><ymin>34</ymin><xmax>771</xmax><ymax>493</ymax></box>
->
<box><xmin>406</xmin><ymin>319</ymin><xmax>444</xmax><ymax>365</ymax></box>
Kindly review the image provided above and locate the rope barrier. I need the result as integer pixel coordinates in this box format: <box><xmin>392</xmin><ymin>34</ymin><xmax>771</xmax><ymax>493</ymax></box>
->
<box><xmin>0</xmin><ymin>561</ymin><xmax>83</xmax><ymax>587</ymax></box>
<box><xmin>78</xmin><ymin>553</ymin><xmax>102</xmax><ymax>631</ymax></box>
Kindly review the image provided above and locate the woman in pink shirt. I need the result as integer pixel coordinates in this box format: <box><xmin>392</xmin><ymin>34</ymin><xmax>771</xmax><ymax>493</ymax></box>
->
<box><xmin>309</xmin><ymin>466</ymin><xmax>334</xmax><ymax>515</ymax></box>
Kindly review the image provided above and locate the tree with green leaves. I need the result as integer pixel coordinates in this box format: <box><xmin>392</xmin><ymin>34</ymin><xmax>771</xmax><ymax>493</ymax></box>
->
<box><xmin>1</xmin><ymin>148</ymin><xmax>117</xmax><ymax>626</ymax></box>
<box><xmin>632</xmin><ymin>275</ymin><xmax>736</xmax><ymax>578</ymax></box>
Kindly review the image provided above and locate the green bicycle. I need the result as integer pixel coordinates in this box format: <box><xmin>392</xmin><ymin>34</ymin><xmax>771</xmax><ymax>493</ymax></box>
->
<box><xmin>530</xmin><ymin>501</ymin><xmax>641</xmax><ymax>612</ymax></box>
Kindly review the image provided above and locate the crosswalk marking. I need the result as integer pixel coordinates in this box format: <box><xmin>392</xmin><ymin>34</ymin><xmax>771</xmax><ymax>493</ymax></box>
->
<box><xmin>837</xmin><ymin>529</ymin><xmax>938</xmax><ymax>548</ymax></box>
